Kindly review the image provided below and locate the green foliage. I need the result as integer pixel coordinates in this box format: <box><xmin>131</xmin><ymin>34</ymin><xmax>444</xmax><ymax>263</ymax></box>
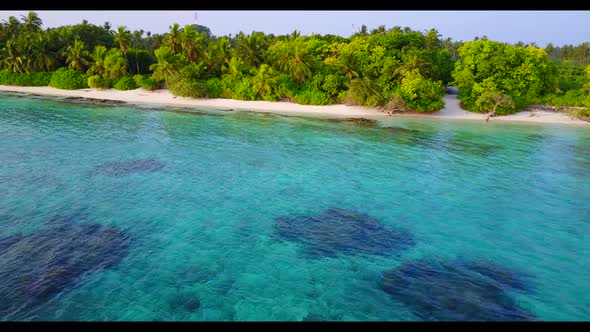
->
<box><xmin>475</xmin><ymin>91</ymin><xmax>516</xmax><ymax>115</ymax></box>
<box><xmin>49</xmin><ymin>67</ymin><xmax>88</xmax><ymax>89</ymax></box>
<box><xmin>202</xmin><ymin>77</ymin><xmax>223</xmax><ymax>98</ymax></box>
<box><xmin>127</xmin><ymin>49</ymin><xmax>156</xmax><ymax>75</ymax></box>
<box><xmin>64</xmin><ymin>40</ymin><xmax>90</xmax><ymax>72</ymax></box>
<box><xmin>103</xmin><ymin>48</ymin><xmax>128</xmax><ymax>80</ymax></box>
<box><xmin>452</xmin><ymin>40</ymin><xmax>558</xmax><ymax>111</ymax></box>
<box><xmin>399</xmin><ymin>70</ymin><xmax>445</xmax><ymax>112</ymax></box>
<box><xmin>346</xmin><ymin>76</ymin><xmax>385</xmax><ymax>107</ymax></box>
<box><xmin>230</xmin><ymin>78</ymin><xmax>257</xmax><ymax>101</ymax></box>
<box><xmin>169</xmin><ymin>78</ymin><xmax>207</xmax><ymax>98</ymax></box>
<box><xmin>249</xmin><ymin>64</ymin><xmax>277</xmax><ymax>99</ymax></box>
<box><xmin>113</xmin><ymin>75</ymin><xmax>137</xmax><ymax>90</ymax></box>
<box><xmin>0</xmin><ymin>70</ymin><xmax>52</xmax><ymax>86</ymax></box>
<box><xmin>133</xmin><ymin>74</ymin><xmax>159</xmax><ymax>90</ymax></box>
<box><xmin>150</xmin><ymin>46</ymin><xmax>187</xmax><ymax>85</ymax></box>
<box><xmin>87</xmin><ymin>74</ymin><xmax>111</xmax><ymax>89</ymax></box>
<box><xmin>540</xmin><ymin>89</ymin><xmax>590</xmax><ymax>108</ymax></box>
<box><xmin>555</xmin><ymin>61</ymin><xmax>589</xmax><ymax>91</ymax></box>
<box><xmin>294</xmin><ymin>88</ymin><xmax>332</xmax><ymax>105</ymax></box>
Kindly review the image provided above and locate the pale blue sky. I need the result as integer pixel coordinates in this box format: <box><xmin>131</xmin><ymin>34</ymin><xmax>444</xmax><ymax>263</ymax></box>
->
<box><xmin>1</xmin><ymin>10</ymin><xmax>588</xmax><ymax>46</ymax></box>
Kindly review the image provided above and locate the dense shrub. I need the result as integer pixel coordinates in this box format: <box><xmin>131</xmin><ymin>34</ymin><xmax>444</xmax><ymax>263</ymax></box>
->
<box><xmin>49</xmin><ymin>68</ymin><xmax>89</xmax><ymax>90</ymax></box>
<box><xmin>294</xmin><ymin>88</ymin><xmax>332</xmax><ymax>105</ymax></box>
<box><xmin>113</xmin><ymin>76</ymin><xmax>137</xmax><ymax>90</ymax></box>
<box><xmin>133</xmin><ymin>74</ymin><xmax>159</xmax><ymax>90</ymax></box>
<box><xmin>230</xmin><ymin>79</ymin><xmax>257</xmax><ymax>101</ymax></box>
<box><xmin>452</xmin><ymin>40</ymin><xmax>558</xmax><ymax>112</ymax></box>
<box><xmin>399</xmin><ymin>70</ymin><xmax>445</xmax><ymax>112</ymax></box>
<box><xmin>540</xmin><ymin>89</ymin><xmax>590</xmax><ymax>108</ymax></box>
<box><xmin>0</xmin><ymin>71</ymin><xmax>53</xmax><ymax>86</ymax></box>
<box><xmin>87</xmin><ymin>75</ymin><xmax>111</xmax><ymax>89</ymax></box>
<box><xmin>169</xmin><ymin>78</ymin><xmax>207</xmax><ymax>98</ymax></box>
<box><xmin>202</xmin><ymin>78</ymin><xmax>223</xmax><ymax>98</ymax></box>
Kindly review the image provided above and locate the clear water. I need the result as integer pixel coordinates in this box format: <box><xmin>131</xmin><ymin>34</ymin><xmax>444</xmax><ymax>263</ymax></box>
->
<box><xmin>1</xmin><ymin>92</ymin><xmax>589</xmax><ymax>321</ymax></box>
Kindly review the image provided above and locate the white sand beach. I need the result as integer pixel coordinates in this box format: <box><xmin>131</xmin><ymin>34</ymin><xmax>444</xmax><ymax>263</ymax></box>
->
<box><xmin>1</xmin><ymin>85</ymin><xmax>588</xmax><ymax>126</ymax></box>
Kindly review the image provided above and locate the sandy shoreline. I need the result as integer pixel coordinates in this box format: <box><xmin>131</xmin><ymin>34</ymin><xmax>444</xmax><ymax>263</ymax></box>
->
<box><xmin>1</xmin><ymin>85</ymin><xmax>588</xmax><ymax>126</ymax></box>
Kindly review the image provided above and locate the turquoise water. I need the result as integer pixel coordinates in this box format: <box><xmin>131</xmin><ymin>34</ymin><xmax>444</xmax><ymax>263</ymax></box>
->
<box><xmin>1</xmin><ymin>92</ymin><xmax>589</xmax><ymax>321</ymax></box>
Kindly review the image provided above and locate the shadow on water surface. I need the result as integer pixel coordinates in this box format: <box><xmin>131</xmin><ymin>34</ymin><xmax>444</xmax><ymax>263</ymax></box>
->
<box><xmin>379</xmin><ymin>259</ymin><xmax>536</xmax><ymax>321</ymax></box>
<box><xmin>274</xmin><ymin>207</ymin><xmax>415</xmax><ymax>258</ymax></box>
<box><xmin>0</xmin><ymin>211</ymin><xmax>130</xmax><ymax>320</ymax></box>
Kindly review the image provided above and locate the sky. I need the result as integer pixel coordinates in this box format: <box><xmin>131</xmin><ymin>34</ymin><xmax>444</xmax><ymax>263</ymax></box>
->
<box><xmin>0</xmin><ymin>10</ymin><xmax>589</xmax><ymax>46</ymax></box>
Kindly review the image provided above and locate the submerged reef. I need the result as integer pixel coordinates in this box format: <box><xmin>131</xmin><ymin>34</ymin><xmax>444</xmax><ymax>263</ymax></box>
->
<box><xmin>0</xmin><ymin>214</ymin><xmax>130</xmax><ymax>319</ymax></box>
<box><xmin>380</xmin><ymin>259</ymin><xmax>535</xmax><ymax>321</ymax></box>
<box><xmin>275</xmin><ymin>207</ymin><xmax>415</xmax><ymax>258</ymax></box>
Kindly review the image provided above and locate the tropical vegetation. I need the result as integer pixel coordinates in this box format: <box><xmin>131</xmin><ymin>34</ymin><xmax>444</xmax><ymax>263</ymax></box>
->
<box><xmin>1</xmin><ymin>12</ymin><xmax>589</xmax><ymax>118</ymax></box>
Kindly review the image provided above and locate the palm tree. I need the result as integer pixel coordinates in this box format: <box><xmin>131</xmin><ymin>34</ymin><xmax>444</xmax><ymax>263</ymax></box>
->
<box><xmin>236</xmin><ymin>32</ymin><xmax>267</xmax><ymax>67</ymax></box>
<box><xmin>272</xmin><ymin>40</ymin><xmax>313</xmax><ymax>85</ymax></box>
<box><xmin>31</xmin><ymin>32</ymin><xmax>56</xmax><ymax>71</ymax></box>
<box><xmin>150</xmin><ymin>46</ymin><xmax>186</xmax><ymax>85</ymax></box>
<box><xmin>347</xmin><ymin>76</ymin><xmax>384</xmax><ymax>107</ymax></box>
<box><xmin>206</xmin><ymin>37</ymin><xmax>232</xmax><ymax>76</ymax></box>
<box><xmin>179</xmin><ymin>25</ymin><xmax>204</xmax><ymax>63</ymax></box>
<box><xmin>21</xmin><ymin>11</ymin><xmax>42</xmax><ymax>32</ymax></box>
<box><xmin>425</xmin><ymin>28</ymin><xmax>441</xmax><ymax>50</ymax></box>
<box><xmin>165</xmin><ymin>23</ymin><xmax>182</xmax><ymax>55</ymax></box>
<box><xmin>114</xmin><ymin>26</ymin><xmax>131</xmax><ymax>72</ymax></box>
<box><xmin>64</xmin><ymin>40</ymin><xmax>90</xmax><ymax>72</ymax></box>
<box><xmin>86</xmin><ymin>45</ymin><xmax>108</xmax><ymax>76</ymax></box>
<box><xmin>250</xmin><ymin>64</ymin><xmax>277</xmax><ymax>99</ymax></box>
<box><xmin>337</xmin><ymin>51</ymin><xmax>359</xmax><ymax>81</ymax></box>
<box><xmin>394</xmin><ymin>52</ymin><xmax>428</xmax><ymax>78</ymax></box>
<box><xmin>103</xmin><ymin>22</ymin><xmax>112</xmax><ymax>33</ymax></box>
<box><xmin>221</xmin><ymin>56</ymin><xmax>244</xmax><ymax>80</ymax></box>
<box><xmin>1</xmin><ymin>39</ymin><xmax>24</xmax><ymax>72</ymax></box>
<box><xmin>5</xmin><ymin>16</ymin><xmax>21</xmax><ymax>36</ymax></box>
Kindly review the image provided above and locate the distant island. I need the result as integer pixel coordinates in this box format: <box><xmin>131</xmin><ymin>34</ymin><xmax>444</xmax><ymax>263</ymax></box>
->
<box><xmin>1</xmin><ymin>11</ymin><xmax>589</xmax><ymax>124</ymax></box>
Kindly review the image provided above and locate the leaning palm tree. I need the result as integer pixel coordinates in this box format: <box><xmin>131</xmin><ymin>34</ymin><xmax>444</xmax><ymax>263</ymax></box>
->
<box><xmin>64</xmin><ymin>40</ymin><xmax>90</xmax><ymax>72</ymax></box>
<box><xmin>114</xmin><ymin>26</ymin><xmax>131</xmax><ymax>73</ymax></box>
<box><xmin>250</xmin><ymin>64</ymin><xmax>277</xmax><ymax>99</ymax></box>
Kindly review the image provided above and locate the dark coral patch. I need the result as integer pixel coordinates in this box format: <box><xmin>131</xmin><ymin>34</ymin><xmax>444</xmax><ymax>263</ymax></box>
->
<box><xmin>382</xmin><ymin>127</ymin><xmax>421</xmax><ymax>134</ymax></box>
<box><xmin>380</xmin><ymin>259</ymin><xmax>535</xmax><ymax>321</ymax></box>
<box><xmin>416</xmin><ymin>136</ymin><xmax>497</xmax><ymax>156</ymax></box>
<box><xmin>0</xmin><ymin>216</ymin><xmax>130</xmax><ymax>319</ymax></box>
<box><xmin>91</xmin><ymin>159</ymin><xmax>165</xmax><ymax>176</ymax></box>
<box><xmin>275</xmin><ymin>207</ymin><xmax>414</xmax><ymax>258</ymax></box>
<box><xmin>169</xmin><ymin>292</ymin><xmax>201</xmax><ymax>312</ymax></box>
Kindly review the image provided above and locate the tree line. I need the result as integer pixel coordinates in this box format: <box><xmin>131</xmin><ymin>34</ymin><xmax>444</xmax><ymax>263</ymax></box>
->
<box><xmin>0</xmin><ymin>12</ymin><xmax>589</xmax><ymax>118</ymax></box>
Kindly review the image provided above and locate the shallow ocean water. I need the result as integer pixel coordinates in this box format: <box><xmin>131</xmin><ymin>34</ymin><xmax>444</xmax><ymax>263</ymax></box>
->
<box><xmin>1</xmin><ymin>92</ymin><xmax>589</xmax><ymax>321</ymax></box>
